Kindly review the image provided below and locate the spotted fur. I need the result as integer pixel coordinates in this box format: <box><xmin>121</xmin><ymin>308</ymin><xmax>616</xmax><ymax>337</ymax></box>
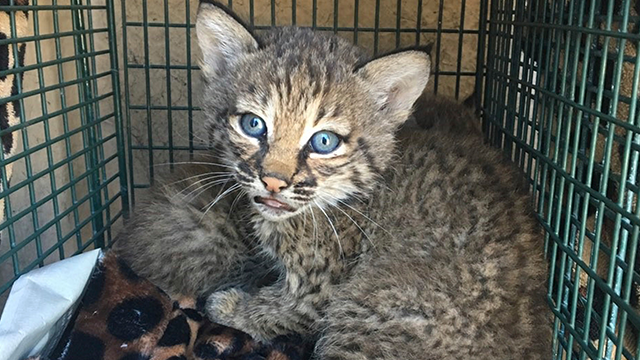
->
<box><xmin>113</xmin><ymin>2</ymin><xmax>551</xmax><ymax>358</ymax></box>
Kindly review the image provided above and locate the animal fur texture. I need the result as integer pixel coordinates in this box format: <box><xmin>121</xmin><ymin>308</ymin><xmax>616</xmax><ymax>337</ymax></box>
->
<box><xmin>113</xmin><ymin>1</ymin><xmax>552</xmax><ymax>358</ymax></box>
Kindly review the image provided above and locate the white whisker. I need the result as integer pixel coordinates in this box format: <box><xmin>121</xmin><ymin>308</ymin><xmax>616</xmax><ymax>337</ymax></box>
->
<box><xmin>200</xmin><ymin>183</ymin><xmax>242</xmax><ymax>223</ymax></box>
<box><xmin>320</xmin><ymin>185</ymin><xmax>367</xmax><ymax>205</ymax></box>
<box><xmin>317</xmin><ymin>194</ymin><xmax>376</xmax><ymax>250</ymax></box>
<box><xmin>153</xmin><ymin>161</ymin><xmax>235</xmax><ymax>169</ymax></box>
<box><xmin>313</xmin><ymin>200</ymin><xmax>343</xmax><ymax>258</ymax></box>
<box><xmin>227</xmin><ymin>189</ymin><xmax>248</xmax><ymax>221</ymax></box>
<box><xmin>316</xmin><ymin>190</ymin><xmax>391</xmax><ymax>238</ymax></box>
<box><xmin>338</xmin><ymin>199</ymin><xmax>392</xmax><ymax>238</ymax></box>
<box><xmin>309</xmin><ymin>206</ymin><xmax>319</xmax><ymax>262</ymax></box>
<box><xmin>180</xmin><ymin>178</ymin><xmax>234</xmax><ymax>202</ymax></box>
<box><xmin>173</xmin><ymin>174</ymin><xmax>233</xmax><ymax>199</ymax></box>
<box><xmin>165</xmin><ymin>171</ymin><xmax>233</xmax><ymax>186</ymax></box>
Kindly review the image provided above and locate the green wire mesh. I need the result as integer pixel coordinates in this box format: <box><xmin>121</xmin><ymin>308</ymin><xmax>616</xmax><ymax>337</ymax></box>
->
<box><xmin>0</xmin><ymin>0</ymin><xmax>127</xmax><ymax>298</ymax></box>
<box><xmin>483</xmin><ymin>0</ymin><xmax>640</xmax><ymax>359</ymax></box>
<box><xmin>0</xmin><ymin>1</ymin><xmax>639</xmax><ymax>359</ymax></box>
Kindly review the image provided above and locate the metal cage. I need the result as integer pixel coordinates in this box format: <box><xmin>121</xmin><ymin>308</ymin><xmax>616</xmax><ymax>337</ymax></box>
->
<box><xmin>0</xmin><ymin>0</ymin><xmax>638</xmax><ymax>359</ymax></box>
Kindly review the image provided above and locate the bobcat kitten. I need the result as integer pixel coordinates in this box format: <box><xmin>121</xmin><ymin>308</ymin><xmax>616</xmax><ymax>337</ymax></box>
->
<box><xmin>112</xmin><ymin>1</ymin><xmax>551</xmax><ymax>358</ymax></box>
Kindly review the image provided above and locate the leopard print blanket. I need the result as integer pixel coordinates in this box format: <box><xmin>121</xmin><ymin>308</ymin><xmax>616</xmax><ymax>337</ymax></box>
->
<box><xmin>34</xmin><ymin>252</ymin><xmax>311</xmax><ymax>360</ymax></box>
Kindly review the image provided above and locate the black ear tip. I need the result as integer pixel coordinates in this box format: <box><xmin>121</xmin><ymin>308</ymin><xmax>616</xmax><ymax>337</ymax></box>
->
<box><xmin>408</xmin><ymin>43</ymin><xmax>433</xmax><ymax>59</ymax></box>
<box><xmin>198</xmin><ymin>0</ymin><xmax>236</xmax><ymax>15</ymax></box>
<box><xmin>199</xmin><ymin>0</ymin><xmax>225</xmax><ymax>8</ymax></box>
<box><xmin>353</xmin><ymin>43</ymin><xmax>434</xmax><ymax>72</ymax></box>
<box><xmin>421</xmin><ymin>43</ymin><xmax>434</xmax><ymax>55</ymax></box>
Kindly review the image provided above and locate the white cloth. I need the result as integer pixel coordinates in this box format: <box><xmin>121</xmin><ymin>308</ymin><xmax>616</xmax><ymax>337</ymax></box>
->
<box><xmin>0</xmin><ymin>249</ymin><xmax>102</xmax><ymax>360</ymax></box>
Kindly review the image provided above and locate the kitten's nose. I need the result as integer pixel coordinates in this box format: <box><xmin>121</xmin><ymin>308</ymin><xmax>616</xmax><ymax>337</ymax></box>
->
<box><xmin>261</xmin><ymin>176</ymin><xmax>288</xmax><ymax>193</ymax></box>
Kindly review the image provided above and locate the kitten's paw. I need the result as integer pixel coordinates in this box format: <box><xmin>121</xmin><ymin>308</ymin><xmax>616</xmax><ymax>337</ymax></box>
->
<box><xmin>206</xmin><ymin>288</ymin><xmax>247</xmax><ymax>326</ymax></box>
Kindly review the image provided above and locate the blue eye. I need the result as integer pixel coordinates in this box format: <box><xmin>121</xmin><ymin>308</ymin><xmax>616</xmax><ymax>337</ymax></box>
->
<box><xmin>240</xmin><ymin>113</ymin><xmax>267</xmax><ymax>138</ymax></box>
<box><xmin>309</xmin><ymin>131</ymin><xmax>341</xmax><ymax>154</ymax></box>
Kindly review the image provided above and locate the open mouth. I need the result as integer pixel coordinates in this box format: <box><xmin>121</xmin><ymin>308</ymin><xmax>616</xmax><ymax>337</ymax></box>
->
<box><xmin>254</xmin><ymin>196</ymin><xmax>295</xmax><ymax>212</ymax></box>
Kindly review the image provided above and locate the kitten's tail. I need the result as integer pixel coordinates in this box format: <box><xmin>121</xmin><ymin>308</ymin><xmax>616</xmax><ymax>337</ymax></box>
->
<box><xmin>410</xmin><ymin>90</ymin><xmax>482</xmax><ymax>136</ymax></box>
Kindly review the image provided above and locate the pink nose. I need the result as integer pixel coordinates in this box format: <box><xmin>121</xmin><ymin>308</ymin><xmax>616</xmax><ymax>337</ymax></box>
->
<box><xmin>261</xmin><ymin>176</ymin><xmax>288</xmax><ymax>193</ymax></box>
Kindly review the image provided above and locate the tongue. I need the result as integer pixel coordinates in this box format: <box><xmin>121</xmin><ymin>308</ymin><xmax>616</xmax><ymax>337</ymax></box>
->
<box><xmin>262</xmin><ymin>198</ymin><xmax>288</xmax><ymax>209</ymax></box>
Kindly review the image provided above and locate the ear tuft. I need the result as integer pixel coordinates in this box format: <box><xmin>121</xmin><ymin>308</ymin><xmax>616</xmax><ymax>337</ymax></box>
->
<box><xmin>357</xmin><ymin>50</ymin><xmax>431</xmax><ymax>126</ymax></box>
<box><xmin>196</xmin><ymin>1</ymin><xmax>259</xmax><ymax>76</ymax></box>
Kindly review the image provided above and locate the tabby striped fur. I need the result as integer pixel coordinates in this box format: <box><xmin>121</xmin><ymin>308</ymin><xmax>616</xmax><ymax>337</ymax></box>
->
<box><xmin>113</xmin><ymin>2</ymin><xmax>551</xmax><ymax>358</ymax></box>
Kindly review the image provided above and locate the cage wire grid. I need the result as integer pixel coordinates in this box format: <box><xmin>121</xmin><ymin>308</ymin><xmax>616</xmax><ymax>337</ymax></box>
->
<box><xmin>0</xmin><ymin>0</ymin><xmax>126</xmax><ymax>296</ymax></box>
<box><xmin>483</xmin><ymin>0</ymin><xmax>640</xmax><ymax>359</ymax></box>
<box><xmin>0</xmin><ymin>0</ymin><xmax>639</xmax><ymax>359</ymax></box>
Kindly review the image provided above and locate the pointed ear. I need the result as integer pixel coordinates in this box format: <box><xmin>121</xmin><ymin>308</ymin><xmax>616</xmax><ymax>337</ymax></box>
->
<box><xmin>196</xmin><ymin>1</ymin><xmax>259</xmax><ymax>76</ymax></box>
<box><xmin>356</xmin><ymin>50</ymin><xmax>431</xmax><ymax>126</ymax></box>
